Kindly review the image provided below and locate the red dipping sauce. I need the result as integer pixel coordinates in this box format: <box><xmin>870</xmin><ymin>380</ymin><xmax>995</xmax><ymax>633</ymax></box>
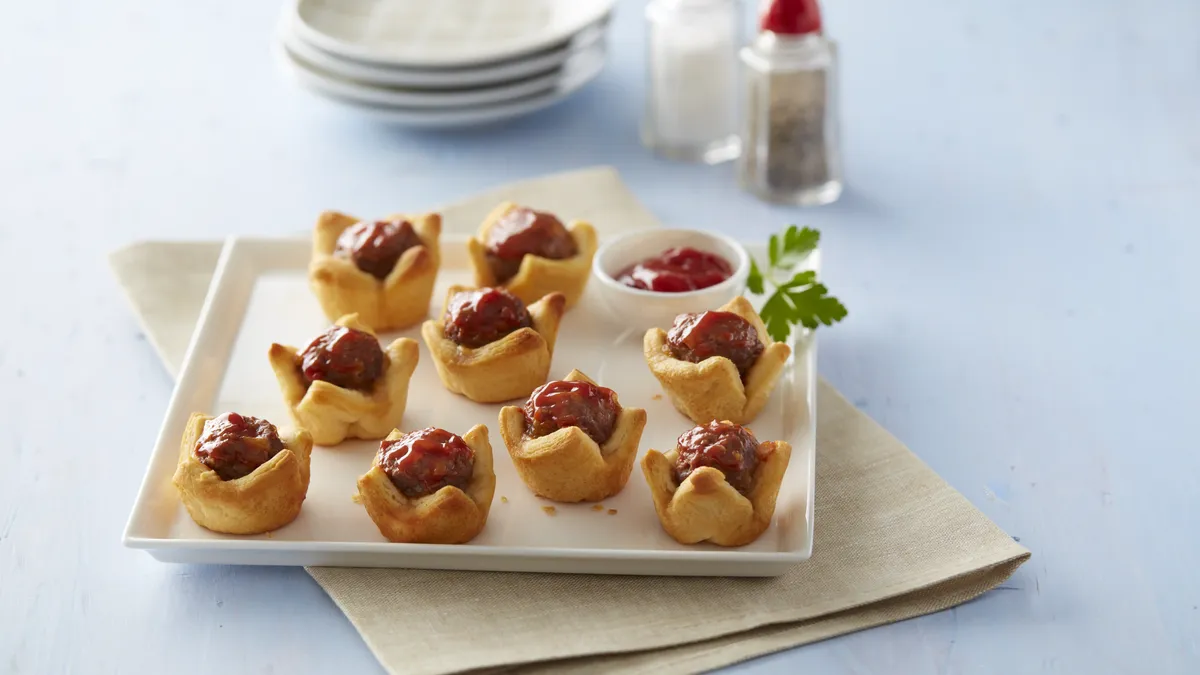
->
<box><xmin>377</xmin><ymin>427</ymin><xmax>475</xmax><ymax>498</ymax></box>
<box><xmin>616</xmin><ymin>247</ymin><xmax>733</xmax><ymax>293</ymax></box>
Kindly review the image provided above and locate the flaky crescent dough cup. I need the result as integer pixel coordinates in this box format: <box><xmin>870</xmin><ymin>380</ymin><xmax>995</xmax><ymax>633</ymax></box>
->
<box><xmin>268</xmin><ymin>314</ymin><xmax>420</xmax><ymax>446</ymax></box>
<box><xmin>421</xmin><ymin>285</ymin><xmax>566</xmax><ymax>403</ymax></box>
<box><xmin>499</xmin><ymin>369</ymin><xmax>647</xmax><ymax>503</ymax></box>
<box><xmin>308</xmin><ymin>210</ymin><xmax>441</xmax><ymax>331</ymax></box>
<box><xmin>172</xmin><ymin>413</ymin><xmax>314</xmax><ymax>535</ymax></box>
<box><xmin>356</xmin><ymin>425</ymin><xmax>496</xmax><ymax>544</ymax></box>
<box><xmin>644</xmin><ymin>296</ymin><xmax>791</xmax><ymax>425</ymax></box>
<box><xmin>641</xmin><ymin>437</ymin><xmax>791</xmax><ymax>547</ymax></box>
<box><xmin>466</xmin><ymin>202</ymin><xmax>598</xmax><ymax>309</ymax></box>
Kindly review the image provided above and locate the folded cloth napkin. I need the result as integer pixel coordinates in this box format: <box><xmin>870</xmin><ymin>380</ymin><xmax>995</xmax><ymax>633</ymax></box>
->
<box><xmin>111</xmin><ymin>167</ymin><xmax>1029</xmax><ymax>675</ymax></box>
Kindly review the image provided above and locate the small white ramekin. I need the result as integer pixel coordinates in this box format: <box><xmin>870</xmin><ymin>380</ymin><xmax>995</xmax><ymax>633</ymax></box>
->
<box><xmin>590</xmin><ymin>229</ymin><xmax>750</xmax><ymax>333</ymax></box>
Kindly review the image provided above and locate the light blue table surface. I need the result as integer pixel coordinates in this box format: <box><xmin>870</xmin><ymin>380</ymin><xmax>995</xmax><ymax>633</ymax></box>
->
<box><xmin>2</xmin><ymin>0</ymin><xmax>1197</xmax><ymax>673</ymax></box>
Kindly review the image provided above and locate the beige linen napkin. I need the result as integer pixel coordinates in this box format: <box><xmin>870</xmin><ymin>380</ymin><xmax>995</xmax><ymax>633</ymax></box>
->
<box><xmin>111</xmin><ymin>167</ymin><xmax>1029</xmax><ymax>675</ymax></box>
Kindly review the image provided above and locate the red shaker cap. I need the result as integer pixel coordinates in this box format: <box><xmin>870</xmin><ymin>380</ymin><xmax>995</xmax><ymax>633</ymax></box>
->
<box><xmin>760</xmin><ymin>0</ymin><xmax>823</xmax><ymax>35</ymax></box>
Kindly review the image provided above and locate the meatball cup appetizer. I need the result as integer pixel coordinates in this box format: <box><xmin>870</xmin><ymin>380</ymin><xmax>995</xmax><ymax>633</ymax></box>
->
<box><xmin>309</xmin><ymin>211</ymin><xmax>441</xmax><ymax>331</ymax></box>
<box><xmin>269</xmin><ymin>314</ymin><xmax>420</xmax><ymax>446</ymax></box>
<box><xmin>467</xmin><ymin>202</ymin><xmax>597</xmax><ymax>309</ymax></box>
<box><xmin>173</xmin><ymin>412</ymin><xmax>313</xmax><ymax>535</ymax></box>
<box><xmin>499</xmin><ymin>369</ymin><xmax>647</xmax><ymax>503</ymax></box>
<box><xmin>644</xmin><ymin>296</ymin><xmax>791</xmax><ymax>425</ymax></box>
<box><xmin>357</xmin><ymin>426</ymin><xmax>496</xmax><ymax>544</ymax></box>
<box><xmin>641</xmin><ymin>421</ymin><xmax>791</xmax><ymax>547</ymax></box>
<box><xmin>421</xmin><ymin>285</ymin><xmax>566</xmax><ymax>403</ymax></box>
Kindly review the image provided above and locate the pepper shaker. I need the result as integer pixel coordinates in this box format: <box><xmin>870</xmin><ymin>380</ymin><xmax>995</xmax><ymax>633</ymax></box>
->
<box><xmin>642</xmin><ymin>0</ymin><xmax>742</xmax><ymax>164</ymax></box>
<box><xmin>737</xmin><ymin>0</ymin><xmax>842</xmax><ymax>205</ymax></box>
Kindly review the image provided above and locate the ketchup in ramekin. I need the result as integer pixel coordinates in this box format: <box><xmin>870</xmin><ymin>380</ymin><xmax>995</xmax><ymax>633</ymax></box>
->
<box><xmin>616</xmin><ymin>247</ymin><xmax>733</xmax><ymax>293</ymax></box>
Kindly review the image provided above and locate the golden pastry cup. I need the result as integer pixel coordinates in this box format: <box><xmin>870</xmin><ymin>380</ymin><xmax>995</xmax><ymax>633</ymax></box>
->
<box><xmin>356</xmin><ymin>425</ymin><xmax>496</xmax><ymax>544</ymax></box>
<box><xmin>499</xmin><ymin>369</ymin><xmax>648</xmax><ymax>503</ymax></box>
<box><xmin>421</xmin><ymin>285</ymin><xmax>566</xmax><ymax>403</ymax></box>
<box><xmin>308</xmin><ymin>210</ymin><xmax>441</xmax><ymax>331</ymax></box>
<box><xmin>268</xmin><ymin>313</ymin><xmax>420</xmax><ymax>446</ymax></box>
<box><xmin>644</xmin><ymin>296</ymin><xmax>791</xmax><ymax>425</ymax></box>
<box><xmin>641</xmin><ymin>435</ymin><xmax>791</xmax><ymax>547</ymax></box>
<box><xmin>172</xmin><ymin>412</ymin><xmax>314</xmax><ymax>535</ymax></box>
<box><xmin>466</xmin><ymin>201</ymin><xmax>597</xmax><ymax>309</ymax></box>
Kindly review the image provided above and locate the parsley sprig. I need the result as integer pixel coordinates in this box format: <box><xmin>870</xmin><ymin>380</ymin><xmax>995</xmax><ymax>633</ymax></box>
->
<box><xmin>746</xmin><ymin>225</ymin><xmax>848</xmax><ymax>342</ymax></box>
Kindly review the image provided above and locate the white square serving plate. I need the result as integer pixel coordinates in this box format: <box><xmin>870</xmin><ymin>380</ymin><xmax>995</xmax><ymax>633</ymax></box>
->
<box><xmin>123</xmin><ymin>235</ymin><xmax>816</xmax><ymax>577</ymax></box>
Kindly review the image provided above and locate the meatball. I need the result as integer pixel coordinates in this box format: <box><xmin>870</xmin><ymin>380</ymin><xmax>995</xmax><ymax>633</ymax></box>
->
<box><xmin>333</xmin><ymin>219</ymin><xmax>423</xmax><ymax>280</ymax></box>
<box><xmin>443</xmin><ymin>287</ymin><xmax>533</xmax><ymax>349</ymax></box>
<box><xmin>674</xmin><ymin>421</ymin><xmax>760</xmax><ymax>494</ymax></box>
<box><xmin>299</xmin><ymin>326</ymin><xmax>385</xmax><ymax>392</ymax></box>
<box><xmin>378</xmin><ymin>427</ymin><xmax>475</xmax><ymax>498</ymax></box>
<box><xmin>484</xmin><ymin>207</ymin><xmax>577</xmax><ymax>283</ymax></box>
<box><xmin>524</xmin><ymin>379</ymin><xmax>621</xmax><ymax>445</ymax></box>
<box><xmin>193</xmin><ymin>412</ymin><xmax>285</xmax><ymax>481</ymax></box>
<box><xmin>666</xmin><ymin>310</ymin><xmax>764</xmax><ymax>380</ymax></box>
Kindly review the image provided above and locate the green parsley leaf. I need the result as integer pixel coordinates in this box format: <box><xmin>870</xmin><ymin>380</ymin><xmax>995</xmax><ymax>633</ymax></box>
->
<box><xmin>747</xmin><ymin>258</ymin><xmax>765</xmax><ymax>295</ymax></box>
<box><xmin>777</xmin><ymin>226</ymin><xmax>820</xmax><ymax>268</ymax></box>
<box><xmin>785</xmin><ymin>225</ymin><xmax>820</xmax><ymax>254</ymax></box>
<box><xmin>742</xmin><ymin>225</ymin><xmax>846</xmax><ymax>341</ymax></box>
<box><xmin>784</xmin><ymin>224</ymin><xmax>799</xmax><ymax>244</ymax></box>
<box><xmin>760</xmin><ymin>292</ymin><xmax>797</xmax><ymax>343</ymax></box>
<box><xmin>778</xmin><ymin>270</ymin><xmax>817</xmax><ymax>291</ymax></box>
<box><xmin>786</xmin><ymin>284</ymin><xmax>848</xmax><ymax>330</ymax></box>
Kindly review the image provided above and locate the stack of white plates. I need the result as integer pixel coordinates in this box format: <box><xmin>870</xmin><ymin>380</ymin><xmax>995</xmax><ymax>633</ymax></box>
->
<box><xmin>275</xmin><ymin>0</ymin><xmax>616</xmax><ymax>128</ymax></box>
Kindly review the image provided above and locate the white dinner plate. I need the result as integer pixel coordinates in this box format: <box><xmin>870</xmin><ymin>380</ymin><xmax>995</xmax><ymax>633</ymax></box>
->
<box><xmin>123</xmin><ymin>235</ymin><xmax>817</xmax><ymax>576</ymax></box>
<box><xmin>277</xmin><ymin>42</ymin><xmax>607</xmax><ymax>128</ymax></box>
<box><xmin>279</xmin><ymin>37</ymin><xmax>606</xmax><ymax>109</ymax></box>
<box><xmin>279</xmin><ymin>14</ymin><xmax>608</xmax><ymax>89</ymax></box>
<box><xmin>292</xmin><ymin>0</ymin><xmax>617</xmax><ymax>68</ymax></box>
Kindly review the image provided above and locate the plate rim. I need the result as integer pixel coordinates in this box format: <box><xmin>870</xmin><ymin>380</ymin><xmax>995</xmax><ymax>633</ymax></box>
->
<box><xmin>276</xmin><ymin>42</ymin><xmax>608</xmax><ymax>128</ymax></box>
<box><xmin>279</xmin><ymin>36</ymin><xmax>608</xmax><ymax>109</ymax></box>
<box><xmin>278</xmin><ymin>12</ymin><xmax>608</xmax><ymax>89</ymax></box>
<box><xmin>122</xmin><ymin>234</ymin><xmax>816</xmax><ymax>574</ymax></box>
<box><xmin>290</xmin><ymin>0</ymin><xmax>617</xmax><ymax>68</ymax></box>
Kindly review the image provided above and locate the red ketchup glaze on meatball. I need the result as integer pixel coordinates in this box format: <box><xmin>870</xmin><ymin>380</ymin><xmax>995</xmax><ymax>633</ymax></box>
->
<box><xmin>484</xmin><ymin>207</ymin><xmax>577</xmax><ymax>283</ymax></box>
<box><xmin>333</xmin><ymin>219</ymin><xmax>423</xmax><ymax>280</ymax></box>
<box><xmin>299</xmin><ymin>326</ymin><xmax>385</xmax><ymax>392</ymax></box>
<box><xmin>666</xmin><ymin>310</ymin><xmax>764</xmax><ymax>380</ymax></box>
<box><xmin>194</xmin><ymin>412</ymin><xmax>286</xmax><ymax>481</ymax></box>
<box><xmin>524</xmin><ymin>380</ymin><xmax>621</xmax><ymax>445</ymax></box>
<box><xmin>443</xmin><ymin>287</ymin><xmax>533</xmax><ymax>349</ymax></box>
<box><xmin>616</xmin><ymin>247</ymin><xmax>733</xmax><ymax>293</ymax></box>
<box><xmin>378</xmin><ymin>427</ymin><xmax>475</xmax><ymax>498</ymax></box>
<box><xmin>674</xmin><ymin>421</ymin><xmax>760</xmax><ymax>494</ymax></box>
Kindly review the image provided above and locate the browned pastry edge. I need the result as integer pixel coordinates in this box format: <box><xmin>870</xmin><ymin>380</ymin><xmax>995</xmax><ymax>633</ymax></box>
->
<box><xmin>268</xmin><ymin>313</ymin><xmax>420</xmax><ymax>446</ymax></box>
<box><xmin>356</xmin><ymin>424</ymin><xmax>496</xmax><ymax>544</ymax></box>
<box><xmin>641</xmin><ymin>437</ymin><xmax>792</xmax><ymax>546</ymax></box>
<box><xmin>644</xmin><ymin>296</ymin><xmax>791</xmax><ymax>424</ymax></box>
<box><xmin>499</xmin><ymin>369</ymin><xmax>647</xmax><ymax>503</ymax></box>
<box><xmin>172</xmin><ymin>412</ymin><xmax>314</xmax><ymax>535</ymax></box>
<box><xmin>466</xmin><ymin>201</ymin><xmax>597</xmax><ymax>309</ymax></box>
<box><xmin>420</xmin><ymin>285</ymin><xmax>566</xmax><ymax>403</ymax></box>
<box><xmin>308</xmin><ymin>210</ymin><xmax>442</xmax><ymax>330</ymax></box>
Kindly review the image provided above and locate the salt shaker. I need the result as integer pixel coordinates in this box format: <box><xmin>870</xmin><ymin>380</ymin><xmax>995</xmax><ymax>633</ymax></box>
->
<box><xmin>737</xmin><ymin>0</ymin><xmax>842</xmax><ymax>205</ymax></box>
<box><xmin>642</xmin><ymin>0</ymin><xmax>742</xmax><ymax>164</ymax></box>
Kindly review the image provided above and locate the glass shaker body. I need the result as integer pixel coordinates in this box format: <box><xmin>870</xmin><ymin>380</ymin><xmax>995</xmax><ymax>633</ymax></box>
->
<box><xmin>643</xmin><ymin>0</ymin><xmax>742</xmax><ymax>164</ymax></box>
<box><xmin>738</xmin><ymin>33</ymin><xmax>842</xmax><ymax>206</ymax></box>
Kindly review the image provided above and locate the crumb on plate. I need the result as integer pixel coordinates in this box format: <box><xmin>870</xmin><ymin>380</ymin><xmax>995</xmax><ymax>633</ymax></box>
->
<box><xmin>501</xmin><ymin>496</ymin><xmax>509</xmax><ymax>503</ymax></box>
<box><xmin>351</xmin><ymin>494</ymin><xmax>362</xmax><ymax>504</ymax></box>
<box><xmin>542</xmin><ymin>506</ymin><xmax>557</xmax><ymax>516</ymax></box>
<box><xmin>591</xmin><ymin>504</ymin><xmax>604</xmax><ymax>511</ymax></box>
<box><xmin>607</xmin><ymin>509</ymin><xmax>618</xmax><ymax>515</ymax></box>
<box><xmin>652</xmin><ymin>394</ymin><xmax>663</xmax><ymax>401</ymax></box>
